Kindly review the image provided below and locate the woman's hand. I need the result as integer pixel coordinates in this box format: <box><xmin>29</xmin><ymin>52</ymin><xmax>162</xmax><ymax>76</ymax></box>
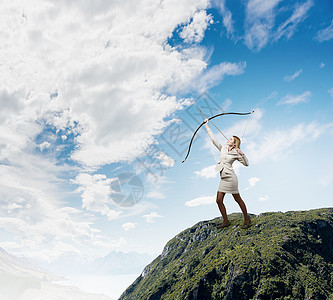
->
<box><xmin>204</xmin><ymin>118</ymin><xmax>209</xmax><ymax>128</ymax></box>
<box><xmin>236</xmin><ymin>148</ymin><xmax>244</xmax><ymax>156</ymax></box>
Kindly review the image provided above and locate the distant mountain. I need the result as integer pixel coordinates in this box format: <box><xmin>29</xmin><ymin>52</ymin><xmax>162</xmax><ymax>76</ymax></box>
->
<box><xmin>120</xmin><ymin>208</ymin><xmax>333</xmax><ymax>300</ymax></box>
<box><xmin>45</xmin><ymin>251</ymin><xmax>155</xmax><ymax>275</ymax></box>
<box><xmin>91</xmin><ymin>251</ymin><xmax>154</xmax><ymax>275</ymax></box>
<box><xmin>0</xmin><ymin>246</ymin><xmax>52</xmax><ymax>279</ymax></box>
<box><xmin>42</xmin><ymin>251</ymin><xmax>89</xmax><ymax>275</ymax></box>
<box><xmin>0</xmin><ymin>246</ymin><xmax>57</xmax><ymax>299</ymax></box>
<box><xmin>0</xmin><ymin>247</ymin><xmax>112</xmax><ymax>300</ymax></box>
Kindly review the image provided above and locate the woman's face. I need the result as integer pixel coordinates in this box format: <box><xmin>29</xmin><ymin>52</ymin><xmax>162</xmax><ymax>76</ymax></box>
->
<box><xmin>227</xmin><ymin>137</ymin><xmax>235</xmax><ymax>146</ymax></box>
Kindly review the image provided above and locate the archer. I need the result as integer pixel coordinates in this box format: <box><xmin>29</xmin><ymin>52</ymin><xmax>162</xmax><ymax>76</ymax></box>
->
<box><xmin>204</xmin><ymin>118</ymin><xmax>251</xmax><ymax>229</ymax></box>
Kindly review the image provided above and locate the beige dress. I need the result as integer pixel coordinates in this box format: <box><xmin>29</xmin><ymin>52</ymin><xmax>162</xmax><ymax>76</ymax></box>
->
<box><xmin>206</xmin><ymin>127</ymin><xmax>249</xmax><ymax>194</ymax></box>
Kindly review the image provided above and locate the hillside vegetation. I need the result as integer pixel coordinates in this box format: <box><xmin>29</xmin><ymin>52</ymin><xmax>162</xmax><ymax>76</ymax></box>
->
<box><xmin>120</xmin><ymin>208</ymin><xmax>333</xmax><ymax>300</ymax></box>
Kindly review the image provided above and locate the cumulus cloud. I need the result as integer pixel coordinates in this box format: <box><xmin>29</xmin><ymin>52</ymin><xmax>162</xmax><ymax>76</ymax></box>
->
<box><xmin>142</xmin><ymin>212</ymin><xmax>163</xmax><ymax>223</ymax></box>
<box><xmin>122</xmin><ymin>222</ymin><xmax>136</xmax><ymax>231</ymax></box>
<box><xmin>0</xmin><ymin>152</ymin><xmax>123</xmax><ymax>261</ymax></box>
<box><xmin>1</xmin><ymin>0</ymin><xmax>229</xmax><ymax>261</ymax></box>
<box><xmin>194</xmin><ymin>165</ymin><xmax>217</xmax><ymax>179</ymax></box>
<box><xmin>315</xmin><ymin>19</ymin><xmax>333</xmax><ymax>42</ymax></box>
<box><xmin>155</xmin><ymin>152</ymin><xmax>175</xmax><ymax>168</ymax></box>
<box><xmin>0</xmin><ymin>0</ymin><xmax>245</xmax><ymax>172</ymax></box>
<box><xmin>246</xmin><ymin>121</ymin><xmax>333</xmax><ymax>164</ymax></box>
<box><xmin>259</xmin><ymin>195</ymin><xmax>269</xmax><ymax>202</ymax></box>
<box><xmin>73</xmin><ymin>172</ymin><xmax>156</xmax><ymax>221</ymax></box>
<box><xmin>277</xmin><ymin>91</ymin><xmax>311</xmax><ymax>106</ymax></box>
<box><xmin>0</xmin><ymin>0</ymin><xmax>216</xmax><ymax>171</ymax></box>
<box><xmin>245</xmin><ymin>177</ymin><xmax>261</xmax><ymax>190</ymax></box>
<box><xmin>72</xmin><ymin>173</ymin><xmax>122</xmax><ymax>220</ymax></box>
<box><xmin>180</xmin><ymin>10</ymin><xmax>214</xmax><ymax>43</ymax></box>
<box><xmin>283</xmin><ymin>69</ymin><xmax>303</xmax><ymax>82</ymax></box>
<box><xmin>185</xmin><ymin>195</ymin><xmax>215</xmax><ymax>207</ymax></box>
<box><xmin>37</xmin><ymin>141</ymin><xmax>51</xmax><ymax>151</ymax></box>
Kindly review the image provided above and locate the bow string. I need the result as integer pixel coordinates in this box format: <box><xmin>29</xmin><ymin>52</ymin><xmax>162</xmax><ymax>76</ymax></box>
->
<box><xmin>182</xmin><ymin>111</ymin><xmax>254</xmax><ymax>163</ymax></box>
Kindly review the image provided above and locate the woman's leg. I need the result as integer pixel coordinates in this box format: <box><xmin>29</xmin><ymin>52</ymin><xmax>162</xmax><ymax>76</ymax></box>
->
<box><xmin>232</xmin><ymin>193</ymin><xmax>251</xmax><ymax>226</ymax></box>
<box><xmin>216</xmin><ymin>192</ymin><xmax>230</xmax><ymax>226</ymax></box>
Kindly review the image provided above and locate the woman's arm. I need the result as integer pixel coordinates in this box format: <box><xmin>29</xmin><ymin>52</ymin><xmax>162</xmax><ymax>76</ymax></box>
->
<box><xmin>236</xmin><ymin>148</ymin><xmax>249</xmax><ymax>166</ymax></box>
<box><xmin>204</xmin><ymin>120</ymin><xmax>222</xmax><ymax>151</ymax></box>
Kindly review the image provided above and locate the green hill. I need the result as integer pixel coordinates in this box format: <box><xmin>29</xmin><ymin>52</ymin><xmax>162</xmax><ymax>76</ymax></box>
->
<box><xmin>119</xmin><ymin>208</ymin><xmax>333</xmax><ymax>300</ymax></box>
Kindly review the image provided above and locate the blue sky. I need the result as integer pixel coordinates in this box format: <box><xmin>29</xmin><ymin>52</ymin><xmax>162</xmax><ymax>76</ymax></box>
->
<box><xmin>1</xmin><ymin>0</ymin><xmax>333</xmax><ymax>297</ymax></box>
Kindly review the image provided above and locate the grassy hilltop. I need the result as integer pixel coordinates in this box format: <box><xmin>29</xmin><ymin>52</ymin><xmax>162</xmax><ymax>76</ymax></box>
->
<box><xmin>120</xmin><ymin>208</ymin><xmax>333</xmax><ymax>300</ymax></box>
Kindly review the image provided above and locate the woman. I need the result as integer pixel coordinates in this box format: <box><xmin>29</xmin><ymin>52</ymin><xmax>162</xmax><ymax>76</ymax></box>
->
<box><xmin>204</xmin><ymin>119</ymin><xmax>251</xmax><ymax>229</ymax></box>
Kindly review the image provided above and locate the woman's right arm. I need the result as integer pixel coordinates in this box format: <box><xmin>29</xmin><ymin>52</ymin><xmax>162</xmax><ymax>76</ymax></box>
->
<box><xmin>204</xmin><ymin>120</ymin><xmax>222</xmax><ymax>151</ymax></box>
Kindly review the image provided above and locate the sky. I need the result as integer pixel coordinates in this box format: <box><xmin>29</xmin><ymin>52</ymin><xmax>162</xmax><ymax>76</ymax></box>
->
<box><xmin>0</xmin><ymin>0</ymin><xmax>333</xmax><ymax>297</ymax></box>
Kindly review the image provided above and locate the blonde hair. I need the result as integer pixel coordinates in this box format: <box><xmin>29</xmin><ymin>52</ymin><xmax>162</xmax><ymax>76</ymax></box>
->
<box><xmin>233</xmin><ymin>135</ymin><xmax>241</xmax><ymax>149</ymax></box>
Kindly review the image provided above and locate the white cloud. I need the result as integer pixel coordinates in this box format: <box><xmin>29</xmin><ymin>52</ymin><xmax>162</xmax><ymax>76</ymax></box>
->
<box><xmin>194</xmin><ymin>165</ymin><xmax>217</xmax><ymax>179</ymax></box>
<box><xmin>142</xmin><ymin>212</ymin><xmax>163</xmax><ymax>223</ymax></box>
<box><xmin>223</xmin><ymin>98</ymin><xmax>232</xmax><ymax>111</ymax></box>
<box><xmin>0</xmin><ymin>153</ymin><xmax>124</xmax><ymax>262</ymax></box>
<box><xmin>259</xmin><ymin>195</ymin><xmax>269</xmax><ymax>202</ymax></box>
<box><xmin>37</xmin><ymin>141</ymin><xmax>51</xmax><ymax>151</ymax></box>
<box><xmin>185</xmin><ymin>195</ymin><xmax>215</xmax><ymax>207</ymax></box>
<box><xmin>72</xmin><ymin>173</ymin><xmax>122</xmax><ymax>220</ymax></box>
<box><xmin>223</xmin><ymin>108</ymin><xmax>263</xmax><ymax>140</ymax></box>
<box><xmin>246</xmin><ymin>0</ymin><xmax>282</xmax><ymax>19</ymax></box>
<box><xmin>122</xmin><ymin>222</ymin><xmax>136</xmax><ymax>231</ymax></box>
<box><xmin>328</xmin><ymin>88</ymin><xmax>333</xmax><ymax>97</ymax></box>
<box><xmin>245</xmin><ymin>177</ymin><xmax>261</xmax><ymax>190</ymax></box>
<box><xmin>0</xmin><ymin>0</ymin><xmax>221</xmax><ymax>261</ymax></box>
<box><xmin>146</xmin><ymin>190</ymin><xmax>166</xmax><ymax>199</ymax></box>
<box><xmin>180</xmin><ymin>10</ymin><xmax>213</xmax><ymax>43</ymax></box>
<box><xmin>155</xmin><ymin>151</ymin><xmax>175</xmax><ymax>168</ymax></box>
<box><xmin>316</xmin><ymin>19</ymin><xmax>333</xmax><ymax>42</ymax></box>
<box><xmin>244</xmin><ymin>0</ymin><xmax>313</xmax><ymax>51</ymax></box>
<box><xmin>283</xmin><ymin>69</ymin><xmax>303</xmax><ymax>82</ymax></box>
<box><xmin>72</xmin><ymin>172</ymin><xmax>156</xmax><ymax>221</ymax></box>
<box><xmin>277</xmin><ymin>91</ymin><xmax>311</xmax><ymax>106</ymax></box>
<box><xmin>0</xmin><ymin>0</ymin><xmax>215</xmax><ymax>171</ymax></box>
<box><xmin>214</xmin><ymin>0</ymin><xmax>235</xmax><ymax>38</ymax></box>
<box><xmin>143</xmin><ymin>174</ymin><xmax>171</xmax><ymax>200</ymax></box>
<box><xmin>244</xmin><ymin>0</ymin><xmax>282</xmax><ymax>51</ymax></box>
<box><xmin>320</xmin><ymin>62</ymin><xmax>325</xmax><ymax>69</ymax></box>
<box><xmin>262</xmin><ymin>91</ymin><xmax>278</xmax><ymax>104</ymax></box>
<box><xmin>246</xmin><ymin>121</ymin><xmax>333</xmax><ymax>164</ymax></box>
<box><xmin>194</xmin><ymin>61</ymin><xmax>246</xmax><ymax>92</ymax></box>
<box><xmin>274</xmin><ymin>0</ymin><xmax>313</xmax><ymax>41</ymax></box>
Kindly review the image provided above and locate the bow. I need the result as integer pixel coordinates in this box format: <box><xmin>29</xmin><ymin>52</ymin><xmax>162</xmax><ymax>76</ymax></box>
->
<box><xmin>182</xmin><ymin>111</ymin><xmax>254</xmax><ymax>163</ymax></box>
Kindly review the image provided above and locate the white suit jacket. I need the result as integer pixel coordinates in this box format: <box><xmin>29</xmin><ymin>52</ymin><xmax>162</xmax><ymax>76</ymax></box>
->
<box><xmin>206</xmin><ymin>127</ymin><xmax>249</xmax><ymax>173</ymax></box>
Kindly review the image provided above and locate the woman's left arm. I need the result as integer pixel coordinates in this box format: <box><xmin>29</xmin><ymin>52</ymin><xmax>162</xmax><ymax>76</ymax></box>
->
<box><xmin>236</xmin><ymin>149</ymin><xmax>249</xmax><ymax>166</ymax></box>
